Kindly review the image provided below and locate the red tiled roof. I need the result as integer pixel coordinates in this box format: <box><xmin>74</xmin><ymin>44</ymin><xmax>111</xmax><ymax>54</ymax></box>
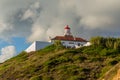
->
<box><xmin>51</xmin><ymin>36</ymin><xmax>87</xmax><ymax>42</ymax></box>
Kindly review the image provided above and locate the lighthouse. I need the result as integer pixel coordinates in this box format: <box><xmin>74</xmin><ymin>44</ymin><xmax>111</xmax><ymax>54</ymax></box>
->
<box><xmin>25</xmin><ymin>25</ymin><xmax>89</xmax><ymax>53</ymax></box>
<box><xmin>64</xmin><ymin>25</ymin><xmax>72</xmax><ymax>36</ymax></box>
<box><xmin>51</xmin><ymin>25</ymin><xmax>89</xmax><ymax>48</ymax></box>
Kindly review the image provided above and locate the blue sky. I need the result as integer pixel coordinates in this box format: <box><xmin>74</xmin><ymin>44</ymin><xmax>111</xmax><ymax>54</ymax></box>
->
<box><xmin>0</xmin><ymin>37</ymin><xmax>31</xmax><ymax>63</ymax></box>
<box><xmin>11</xmin><ymin>37</ymin><xmax>31</xmax><ymax>53</ymax></box>
<box><xmin>0</xmin><ymin>0</ymin><xmax>120</xmax><ymax>62</ymax></box>
<box><xmin>0</xmin><ymin>37</ymin><xmax>30</xmax><ymax>54</ymax></box>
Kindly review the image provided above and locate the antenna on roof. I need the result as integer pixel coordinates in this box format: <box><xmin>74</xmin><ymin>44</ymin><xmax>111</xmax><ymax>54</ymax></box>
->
<box><xmin>73</xmin><ymin>34</ymin><xmax>77</xmax><ymax>41</ymax></box>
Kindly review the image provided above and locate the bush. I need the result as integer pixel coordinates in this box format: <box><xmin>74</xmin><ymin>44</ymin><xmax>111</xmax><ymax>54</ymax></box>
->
<box><xmin>67</xmin><ymin>76</ymin><xmax>86</xmax><ymax>80</ymax></box>
<box><xmin>42</xmin><ymin>76</ymin><xmax>53</xmax><ymax>80</ymax></box>
<box><xmin>90</xmin><ymin>36</ymin><xmax>120</xmax><ymax>49</ymax></box>
<box><xmin>73</xmin><ymin>56</ymin><xmax>87</xmax><ymax>62</ymax></box>
<box><xmin>99</xmin><ymin>48</ymin><xmax>119</xmax><ymax>56</ymax></box>
<box><xmin>56</xmin><ymin>65</ymin><xmax>81</xmax><ymax>75</ymax></box>
<box><xmin>65</xmin><ymin>50</ymin><xmax>79</xmax><ymax>54</ymax></box>
<box><xmin>40</xmin><ymin>45</ymin><xmax>56</xmax><ymax>53</ymax></box>
<box><xmin>82</xmin><ymin>46</ymin><xmax>103</xmax><ymax>55</ymax></box>
<box><xmin>30</xmin><ymin>76</ymin><xmax>53</xmax><ymax>80</ymax></box>
<box><xmin>100</xmin><ymin>49</ymin><xmax>108</xmax><ymax>56</ymax></box>
<box><xmin>109</xmin><ymin>60</ymin><xmax>118</xmax><ymax>66</ymax></box>
<box><xmin>54</xmin><ymin>40</ymin><xmax>65</xmax><ymax>51</ymax></box>
<box><xmin>30</xmin><ymin>76</ymin><xmax>42</xmax><ymax>80</ymax></box>
<box><xmin>44</xmin><ymin>56</ymin><xmax>70</xmax><ymax>68</ymax></box>
<box><xmin>90</xmin><ymin>57</ymin><xmax>103</xmax><ymax>62</ymax></box>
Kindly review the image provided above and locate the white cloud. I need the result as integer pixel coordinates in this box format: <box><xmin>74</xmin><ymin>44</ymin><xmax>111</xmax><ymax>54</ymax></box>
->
<box><xmin>26</xmin><ymin>0</ymin><xmax>120</xmax><ymax>41</ymax></box>
<box><xmin>0</xmin><ymin>21</ymin><xmax>13</xmax><ymax>33</ymax></box>
<box><xmin>27</xmin><ymin>24</ymin><xmax>47</xmax><ymax>42</ymax></box>
<box><xmin>21</xmin><ymin>1</ymin><xmax>41</xmax><ymax>21</ymax></box>
<box><xmin>0</xmin><ymin>46</ymin><xmax>16</xmax><ymax>63</ymax></box>
<box><xmin>80</xmin><ymin>16</ymin><xmax>113</xmax><ymax>29</ymax></box>
<box><xmin>0</xmin><ymin>0</ymin><xmax>120</xmax><ymax>42</ymax></box>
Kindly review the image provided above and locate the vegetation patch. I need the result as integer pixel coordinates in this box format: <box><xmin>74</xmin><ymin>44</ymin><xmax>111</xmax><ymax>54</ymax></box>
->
<box><xmin>0</xmin><ymin>36</ymin><xmax>120</xmax><ymax>80</ymax></box>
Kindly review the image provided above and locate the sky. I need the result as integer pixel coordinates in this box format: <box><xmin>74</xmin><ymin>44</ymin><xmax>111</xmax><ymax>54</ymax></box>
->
<box><xmin>0</xmin><ymin>0</ymin><xmax>120</xmax><ymax>63</ymax></box>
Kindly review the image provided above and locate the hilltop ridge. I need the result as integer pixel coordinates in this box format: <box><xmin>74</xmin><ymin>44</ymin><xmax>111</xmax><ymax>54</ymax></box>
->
<box><xmin>0</xmin><ymin>37</ymin><xmax>120</xmax><ymax>80</ymax></box>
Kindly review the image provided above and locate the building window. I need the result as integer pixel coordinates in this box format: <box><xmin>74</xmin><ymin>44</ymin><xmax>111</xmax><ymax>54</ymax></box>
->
<box><xmin>69</xmin><ymin>42</ymin><xmax>74</xmax><ymax>44</ymax></box>
<box><xmin>62</xmin><ymin>42</ymin><xmax>65</xmax><ymax>44</ymax></box>
<box><xmin>81</xmin><ymin>44</ymin><xmax>83</xmax><ymax>46</ymax></box>
<box><xmin>78</xmin><ymin>43</ymin><xmax>80</xmax><ymax>46</ymax></box>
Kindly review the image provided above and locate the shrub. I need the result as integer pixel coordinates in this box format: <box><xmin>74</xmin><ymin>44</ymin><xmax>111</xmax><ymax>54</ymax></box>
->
<box><xmin>82</xmin><ymin>46</ymin><xmax>103</xmax><ymax>55</ymax></box>
<box><xmin>30</xmin><ymin>76</ymin><xmax>42</xmax><ymax>80</ymax></box>
<box><xmin>78</xmin><ymin>56</ymin><xmax>87</xmax><ymax>61</ymax></box>
<box><xmin>109</xmin><ymin>60</ymin><xmax>118</xmax><ymax>66</ymax></box>
<box><xmin>100</xmin><ymin>48</ymin><xmax>119</xmax><ymax>56</ymax></box>
<box><xmin>90</xmin><ymin>36</ymin><xmax>120</xmax><ymax>49</ymax></box>
<box><xmin>54</xmin><ymin>40</ymin><xmax>65</xmax><ymax>51</ymax></box>
<box><xmin>64</xmin><ymin>50</ymin><xmax>79</xmax><ymax>55</ymax></box>
<box><xmin>82</xmin><ymin>68</ymin><xmax>90</xmax><ymax>73</ymax></box>
<box><xmin>57</xmin><ymin>56</ymin><xmax>70</xmax><ymax>63</ymax></box>
<box><xmin>44</xmin><ymin>56</ymin><xmax>70</xmax><ymax>68</ymax></box>
<box><xmin>44</xmin><ymin>60</ymin><xmax>57</xmax><ymax>68</ymax></box>
<box><xmin>56</xmin><ymin>65</ymin><xmax>81</xmax><ymax>75</ymax></box>
<box><xmin>40</xmin><ymin>45</ymin><xmax>56</xmax><ymax>53</ymax></box>
<box><xmin>42</xmin><ymin>76</ymin><xmax>53</xmax><ymax>80</ymax></box>
<box><xmin>90</xmin><ymin>57</ymin><xmax>103</xmax><ymax>62</ymax></box>
<box><xmin>100</xmin><ymin>49</ymin><xmax>108</xmax><ymax>56</ymax></box>
<box><xmin>67</xmin><ymin>76</ymin><xmax>86</xmax><ymax>80</ymax></box>
<box><xmin>73</xmin><ymin>56</ymin><xmax>87</xmax><ymax>62</ymax></box>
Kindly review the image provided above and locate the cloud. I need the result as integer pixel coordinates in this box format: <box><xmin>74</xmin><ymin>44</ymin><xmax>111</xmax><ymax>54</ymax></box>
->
<box><xmin>27</xmin><ymin>24</ymin><xmax>47</xmax><ymax>42</ymax></box>
<box><xmin>0</xmin><ymin>21</ymin><xmax>13</xmax><ymax>33</ymax></box>
<box><xmin>0</xmin><ymin>0</ymin><xmax>120</xmax><ymax>42</ymax></box>
<box><xmin>80</xmin><ymin>16</ymin><xmax>113</xmax><ymax>29</ymax></box>
<box><xmin>24</xmin><ymin>0</ymin><xmax>120</xmax><ymax>41</ymax></box>
<box><xmin>21</xmin><ymin>1</ymin><xmax>41</xmax><ymax>21</ymax></box>
<box><xmin>0</xmin><ymin>46</ymin><xmax>16</xmax><ymax>63</ymax></box>
<box><xmin>0</xmin><ymin>0</ymin><xmax>35</xmax><ymax>41</ymax></box>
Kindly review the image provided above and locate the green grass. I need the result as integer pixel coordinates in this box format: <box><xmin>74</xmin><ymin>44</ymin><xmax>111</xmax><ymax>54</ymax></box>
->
<box><xmin>0</xmin><ymin>44</ymin><xmax>119</xmax><ymax>80</ymax></box>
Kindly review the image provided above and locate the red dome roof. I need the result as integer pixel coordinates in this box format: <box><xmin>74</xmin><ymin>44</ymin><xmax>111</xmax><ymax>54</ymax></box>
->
<box><xmin>64</xmin><ymin>25</ymin><xmax>70</xmax><ymax>29</ymax></box>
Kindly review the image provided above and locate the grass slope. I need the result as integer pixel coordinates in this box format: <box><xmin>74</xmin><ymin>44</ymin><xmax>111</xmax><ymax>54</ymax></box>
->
<box><xmin>0</xmin><ymin>44</ymin><xmax>120</xmax><ymax>80</ymax></box>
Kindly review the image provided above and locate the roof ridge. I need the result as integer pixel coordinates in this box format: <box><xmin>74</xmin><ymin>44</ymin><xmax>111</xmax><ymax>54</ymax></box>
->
<box><xmin>51</xmin><ymin>36</ymin><xmax>87</xmax><ymax>42</ymax></box>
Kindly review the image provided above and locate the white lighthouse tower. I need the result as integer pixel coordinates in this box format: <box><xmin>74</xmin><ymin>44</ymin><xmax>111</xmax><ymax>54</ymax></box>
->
<box><xmin>64</xmin><ymin>25</ymin><xmax>72</xmax><ymax>36</ymax></box>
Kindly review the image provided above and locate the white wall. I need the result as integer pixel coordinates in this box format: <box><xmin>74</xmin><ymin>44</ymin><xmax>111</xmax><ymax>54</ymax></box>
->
<box><xmin>25</xmin><ymin>41</ymin><xmax>51</xmax><ymax>53</ymax></box>
<box><xmin>35</xmin><ymin>41</ymin><xmax>51</xmax><ymax>50</ymax></box>
<box><xmin>61</xmin><ymin>40</ymin><xmax>87</xmax><ymax>48</ymax></box>
<box><xmin>25</xmin><ymin>42</ymin><xmax>36</xmax><ymax>53</ymax></box>
<box><xmin>51</xmin><ymin>40</ymin><xmax>88</xmax><ymax>48</ymax></box>
<box><xmin>84</xmin><ymin>42</ymin><xmax>91</xmax><ymax>46</ymax></box>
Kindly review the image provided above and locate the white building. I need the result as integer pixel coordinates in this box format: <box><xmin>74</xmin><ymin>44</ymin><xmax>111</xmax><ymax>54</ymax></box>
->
<box><xmin>25</xmin><ymin>25</ymin><xmax>91</xmax><ymax>53</ymax></box>
<box><xmin>51</xmin><ymin>25</ymin><xmax>90</xmax><ymax>48</ymax></box>
<box><xmin>25</xmin><ymin>41</ymin><xmax>51</xmax><ymax>53</ymax></box>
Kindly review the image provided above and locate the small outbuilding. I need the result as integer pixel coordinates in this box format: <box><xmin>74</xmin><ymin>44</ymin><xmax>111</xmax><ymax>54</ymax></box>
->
<box><xmin>25</xmin><ymin>41</ymin><xmax>51</xmax><ymax>53</ymax></box>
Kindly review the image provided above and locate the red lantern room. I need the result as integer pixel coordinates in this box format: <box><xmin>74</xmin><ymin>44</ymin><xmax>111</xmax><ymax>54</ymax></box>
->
<box><xmin>64</xmin><ymin>25</ymin><xmax>71</xmax><ymax>36</ymax></box>
<box><xmin>64</xmin><ymin>25</ymin><xmax>70</xmax><ymax>29</ymax></box>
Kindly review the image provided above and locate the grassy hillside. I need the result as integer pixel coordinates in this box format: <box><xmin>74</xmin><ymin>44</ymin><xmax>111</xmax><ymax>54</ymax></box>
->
<box><xmin>0</xmin><ymin>38</ymin><xmax>120</xmax><ymax>80</ymax></box>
